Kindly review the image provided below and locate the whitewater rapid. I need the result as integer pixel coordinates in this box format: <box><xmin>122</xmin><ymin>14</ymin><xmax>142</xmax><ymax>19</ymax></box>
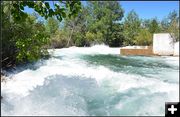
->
<box><xmin>1</xmin><ymin>45</ymin><xmax>179</xmax><ymax>116</ymax></box>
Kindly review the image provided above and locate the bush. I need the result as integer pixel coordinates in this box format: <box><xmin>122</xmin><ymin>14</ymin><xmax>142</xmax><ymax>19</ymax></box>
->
<box><xmin>49</xmin><ymin>30</ymin><xmax>69</xmax><ymax>48</ymax></box>
<box><xmin>15</xmin><ymin>16</ymin><xmax>49</xmax><ymax>62</ymax></box>
<box><xmin>2</xmin><ymin>9</ymin><xmax>49</xmax><ymax>67</ymax></box>
<box><xmin>134</xmin><ymin>29</ymin><xmax>153</xmax><ymax>46</ymax></box>
<box><xmin>85</xmin><ymin>31</ymin><xmax>104</xmax><ymax>46</ymax></box>
<box><xmin>85</xmin><ymin>32</ymin><xmax>95</xmax><ymax>42</ymax></box>
<box><xmin>74</xmin><ymin>33</ymin><xmax>86</xmax><ymax>47</ymax></box>
<box><xmin>107</xmin><ymin>24</ymin><xmax>125</xmax><ymax>47</ymax></box>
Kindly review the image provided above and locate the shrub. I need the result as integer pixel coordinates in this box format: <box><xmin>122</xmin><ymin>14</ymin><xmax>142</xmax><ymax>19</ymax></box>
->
<box><xmin>134</xmin><ymin>29</ymin><xmax>153</xmax><ymax>46</ymax></box>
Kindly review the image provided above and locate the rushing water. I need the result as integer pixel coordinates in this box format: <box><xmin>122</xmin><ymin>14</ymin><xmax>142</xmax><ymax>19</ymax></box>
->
<box><xmin>1</xmin><ymin>45</ymin><xmax>179</xmax><ymax>116</ymax></box>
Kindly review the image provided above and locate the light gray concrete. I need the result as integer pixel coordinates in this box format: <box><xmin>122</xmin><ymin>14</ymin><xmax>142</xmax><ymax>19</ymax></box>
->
<box><xmin>174</xmin><ymin>42</ymin><xmax>179</xmax><ymax>56</ymax></box>
<box><xmin>153</xmin><ymin>33</ymin><xmax>174</xmax><ymax>55</ymax></box>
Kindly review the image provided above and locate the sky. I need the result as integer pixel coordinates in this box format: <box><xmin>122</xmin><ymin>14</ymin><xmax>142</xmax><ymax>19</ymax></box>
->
<box><xmin>120</xmin><ymin>1</ymin><xmax>179</xmax><ymax>21</ymax></box>
<box><xmin>24</xmin><ymin>1</ymin><xmax>179</xmax><ymax>21</ymax></box>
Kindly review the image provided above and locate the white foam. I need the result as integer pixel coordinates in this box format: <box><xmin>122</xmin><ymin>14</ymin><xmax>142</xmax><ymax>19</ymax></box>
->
<box><xmin>1</xmin><ymin>45</ymin><xmax>179</xmax><ymax>116</ymax></box>
<box><xmin>3</xmin><ymin>57</ymin><xmax>176</xmax><ymax>98</ymax></box>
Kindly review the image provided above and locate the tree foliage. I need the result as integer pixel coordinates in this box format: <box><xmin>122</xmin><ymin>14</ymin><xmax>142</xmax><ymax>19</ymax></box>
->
<box><xmin>134</xmin><ymin>29</ymin><xmax>153</xmax><ymax>46</ymax></box>
<box><xmin>123</xmin><ymin>10</ymin><xmax>141</xmax><ymax>45</ymax></box>
<box><xmin>46</xmin><ymin>3</ymin><xmax>179</xmax><ymax>48</ymax></box>
<box><xmin>148</xmin><ymin>18</ymin><xmax>161</xmax><ymax>34</ymax></box>
<box><xmin>5</xmin><ymin>1</ymin><xmax>81</xmax><ymax>22</ymax></box>
<box><xmin>46</xmin><ymin>17</ymin><xmax>59</xmax><ymax>36</ymax></box>
<box><xmin>1</xmin><ymin>1</ymin><xmax>179</xmax><ymax>69</ymax></box>
<box><xmin>1</xmin><ymin>1</ymin><xmax>81</xmax><ymax>68</ymax></box>
<box><xmin>84</xmin><ymin>1</ymin><xmax>124</xmax><ymax>46</ymax></box>
<box><xmin>167</xmin><ymin>10</ymin><xmax>179</xmax><ymax>42</ymax></box>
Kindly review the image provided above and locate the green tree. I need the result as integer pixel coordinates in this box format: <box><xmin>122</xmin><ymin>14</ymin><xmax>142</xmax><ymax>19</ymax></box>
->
<box><xmin>85</xmin><ymin>31</ymin><xmax>103</xmax><ymax>46</ymax></box>
<box><xmin>123</xmin><ymin>10</ymin><xmax>141</xmax><ymax>45</ymax></box>
<box><xmin>62</xmin><ymin>1</ymin><xmax>124</xmax><ymax>47</ymax></box>
<box><xmin>167</xmin><ymin>10</ymin><xmax>179</xmax><ymax>42</ymax></box>
<box><xmin>15</xmin><ymin>15</ymin><xmax>49</xmax><ymax>62</ymax></box>
<box><xmin>134</xmin><ymin>29</ymin><xmax>152</xmax><ymax>46</ymax></box>
<box><xmin>74</xmin><ymin>32</ymin><xmax>86</xmax><ymax>47</ymax></box>
<box><xmin>86</xmin><ymin>1</ymin><xmax>124</xmax><ymax>46</ymax></box>
<box><xmin>148</xmin><ymin>18</ymin><xmax>161</xmax><ymax>34</ymax></box>
<box><xmin>108</xmin><ymin>23</ymin><xmax>125</xmax><ymax>47</ymax></box>
<box><xmin>1</xmin><ymin>1</ymin><xmax>81</xmax><ymax>68</ymax></box>
<box><xmin>63</xmin><ymin>6</ymin><xmax>89</xmax><ymax>47</ymax></box>
<box><xmin>46</xmin><ymin>17</ymin><xmax>59</xmax><ymax>36</ymax></box>
<box><xmin>49</xmin><ymin>29</ymin><xmax>69</xmax><ymax>48</ymax></box>
<box><xmin>161</xmin><ymin>10</ymin><xmax>179</xmax><ymax>42</ymax></box>
<box><xmin>5</xmin><ymin>1</ymin><xmax>81</xmax><ymax>22</ymax></box>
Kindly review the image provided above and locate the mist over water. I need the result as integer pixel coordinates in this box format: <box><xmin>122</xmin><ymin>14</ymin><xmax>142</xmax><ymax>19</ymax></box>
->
<box><xmin>1</xmin><ymin>45</ymin><xmax>179</xmax><ymax>116</ymax></box>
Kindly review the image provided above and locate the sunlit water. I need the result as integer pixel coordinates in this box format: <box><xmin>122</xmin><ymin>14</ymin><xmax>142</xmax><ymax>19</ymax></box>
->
<box><xmin>1</xmin><ymin>45</ymin><xmax>179</xmax><ymax>116</ymax></box>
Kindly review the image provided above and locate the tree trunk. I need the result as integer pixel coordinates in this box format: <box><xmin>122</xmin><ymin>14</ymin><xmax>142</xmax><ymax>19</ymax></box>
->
<box><xmin>66</xmin><ymin>25</ymin><xmax>74</xmax><ymax>47</ymax></box>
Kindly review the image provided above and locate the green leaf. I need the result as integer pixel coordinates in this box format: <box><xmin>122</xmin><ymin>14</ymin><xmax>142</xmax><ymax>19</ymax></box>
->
<box><xmin>61</xmin><ymin>11</ymin><xmax>66</xmax><ymax>18</ymax></box>
<box><xmin>45</xmin><ymin>2</ymin><xmax>50</xmax><ymax>9</ymax></box>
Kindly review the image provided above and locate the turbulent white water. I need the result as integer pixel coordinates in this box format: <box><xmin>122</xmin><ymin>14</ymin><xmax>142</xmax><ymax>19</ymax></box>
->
<box><xmin>1</xmin><ymin>45</ymin><xmax>179</xmax><ymax>116</ymax></box>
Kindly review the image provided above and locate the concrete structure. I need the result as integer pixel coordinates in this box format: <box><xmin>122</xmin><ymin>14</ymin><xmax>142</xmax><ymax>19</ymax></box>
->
<box><xmin>120</xmin><ymin>33</ymin><xmax>179</xmax><ymax>56</ymax></box>
<box><xmin>121</xmin><ymin>46</ymin><xmax>149</xmax><ymax>49</ymax></box>
<box><xmin>174</xmin><ymin>42</ymin><xmax>179</xmax><ymax>56</ymax></box>
<box><xmin>120</xmin><ymin>46</ymin><xmax>154</xmax><ymax>56</ymax></box>
<box><xmin>153</xmin><ymin>33</ymin><xmax>174</xmax><ymax>56</ymax></box>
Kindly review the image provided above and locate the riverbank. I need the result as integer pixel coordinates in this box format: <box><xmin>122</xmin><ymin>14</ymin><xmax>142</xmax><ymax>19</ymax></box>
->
<box><xmin>1</xmin><ymin>71</ymin><xmax>8</xmax><ymax>82</ymax></box>
<box><xmin>1</xmin><ymin>75</ymin><xmax>6</xmax><ymax>82</ymax></box>
<box><xmin>1</xmin><ymin>74</ymin><xmax>8</xmax><ymax>100</ymax></box>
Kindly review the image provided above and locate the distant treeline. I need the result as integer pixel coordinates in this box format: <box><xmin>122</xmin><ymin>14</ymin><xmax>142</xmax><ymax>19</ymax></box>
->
<box><xmin>1</xmin><ymin>1</ymin><xmax>179</xmax><ymax>68</ymax></box>
<box><xmin>48</xmin><ymin>1</ymin><xmax>179</xmax><ymax>48</ymax></box>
